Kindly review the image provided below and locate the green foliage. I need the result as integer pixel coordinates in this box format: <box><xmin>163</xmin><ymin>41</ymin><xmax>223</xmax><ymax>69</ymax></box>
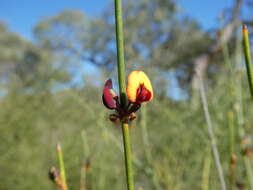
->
<box><xmin>0</xmin><ymin>23</ymin><xmax>70</xmax><ymax>93</ymax></box>
<box><xmin>1</xmin><ymin>71</ymin><xmax>253</xmax><ymax>189</ymax></box>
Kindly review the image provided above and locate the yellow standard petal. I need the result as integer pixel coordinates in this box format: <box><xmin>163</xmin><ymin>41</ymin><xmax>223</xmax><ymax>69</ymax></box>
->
<box><xmin>126</xmin><ymin>70</ymin><xmax>153</xmax><ymax>103</ymax></box>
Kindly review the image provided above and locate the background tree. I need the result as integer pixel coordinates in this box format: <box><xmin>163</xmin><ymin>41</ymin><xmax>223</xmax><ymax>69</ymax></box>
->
<box><xmin>33</xmin><ymin>0</ymin><xmax>211</xmax><ymax>96</ymax></box>
<box><xmin>0</xmin><ymin>22</ymin><xmax>70</xmax><ymax>94</ymax></box>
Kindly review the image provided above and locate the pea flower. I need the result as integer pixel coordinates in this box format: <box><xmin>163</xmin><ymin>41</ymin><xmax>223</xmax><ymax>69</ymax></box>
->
<box><xmin>127</xmin><ymin>70</ymin><xmax>153</xmax><ymax>104</ymax></box>
<box><xmin>102</xmin><ymin>70</ymin><xmax>153</xmax><ymax>123</ymax></box>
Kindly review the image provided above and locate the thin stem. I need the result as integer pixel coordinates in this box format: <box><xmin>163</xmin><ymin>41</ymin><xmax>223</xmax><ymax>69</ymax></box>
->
<box><xmin>56</xmin><ymin>144</ymin><xmax>68</xmax><ymax>190</ymax></box>
<box><xmin>198</xmin><ymin>78</ymin><xmax>227</xmax><ymax>190</ymax></box>
<box><xmin>80</xmin><ymin>130</ymin><xmax>90</xmax><ymax>190</ymax></box>
<box><xmin>242</xmin><ymin>24</ymin><xmax>253</xmax><ymax>100</ymax></box>
<box><xmin>228</xmin><ymin>112</ymin><xmax>236</xmax><ymax>190</ymax></box>
<box><xmin>244</xmin><ymin>156</ymin><xmax>253</xmax><ymax>190</ymax></box>
<box><xmin>235</xmin><ymin>27</ymin><xmax>245</xmax><ymax>138</ymax></box>
<box><xmin>140</xmin><ymin>104</ymin><xmax>161</xmax><ymax>190</ymax></box>
<box><xmin>114</xmin><ymin>0</ymin><xmax>135</xmax><ymax>189</ymax></box>
<box><xmin>228</xmin><ymin>111</ymin><xmax>235</xmax><ymax>156</ymax></box>
<box><xmin>141</xmin><ymin>104</ymin><xmax>152</xmax><ymax>163</ymax></box>
<box><xmin>201</xmin><ymin>148</ymin><xmax>211</xmax><ymax>190</ymax></box>
<box><xmin>115</xmin><ymin>0</ymin><xmax>127</xmax><ymax>108</ymax></box>
<box><xmin>122</xmin><ymin>122</ymin><xmax>135</xmax><ymax>190</ymax></box>
<box><xmin>80</xmin><ymin>164</ymin><xmax>87</xmax><ymax>190</ymax></box>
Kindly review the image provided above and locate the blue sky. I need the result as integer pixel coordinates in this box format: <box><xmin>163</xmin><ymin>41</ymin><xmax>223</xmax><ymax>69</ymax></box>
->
<box><xmin>0</xmin><ymin>0</ymin><xmax>107</xmax><ymax>39</ymax></box>
<box><xmin>0</xmin><ymin>0</ymin><xmax>246</xmax><ymax>99</ymax></box>
<box><xmin>179</xmin><ymin>0</ymin><xmax>233</xmax><ymax>28</ymax></box>
<box><xmin>0</xmin><ymin>0</ymin><xmax>236</xmax><ymax>40</ymax></box>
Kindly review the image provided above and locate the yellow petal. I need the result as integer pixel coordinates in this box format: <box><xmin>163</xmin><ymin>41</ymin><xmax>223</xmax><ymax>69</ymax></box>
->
<box><xmin>126</xmin><ymin>70</ymin><xmax>153</xmax><ymax>103</ymax></box>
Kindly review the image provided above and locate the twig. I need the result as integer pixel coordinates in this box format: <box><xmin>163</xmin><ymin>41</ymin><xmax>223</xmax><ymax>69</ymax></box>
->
<box><xmin>198</xmin><ymin>77</ymin><xmax>227</xmax><ymax>190</ymax></box>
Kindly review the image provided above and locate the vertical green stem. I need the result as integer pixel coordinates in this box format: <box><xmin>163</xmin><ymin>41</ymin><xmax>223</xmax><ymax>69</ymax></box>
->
<box><xmin>242</xmin><ymin>25</ymin><xmax>253</xmax><ymax>190</ymax></box>
<box><xmin>114</xmin><ymin>0</ymin><xmax>134</xmax><ymax>190</ymax></box>
<box><xmin>80</xmin><ymin>164</ymin><xmax>87</xmax><ymax>190</ymax></box>
<box><xmin>228</xmin><ymin>111</ymin><xmax>235</xmax><ymax>156</ymax></box>
<box><xmin>80</xmin><ymin>130</ymin><xmax>89</xmax><ymax>190</ymax></box>
<box><xmin>242</xmin><ymin>24</ymin><xmax>253</xmax><ymax>100</ymax></box>
<box><xmin>244</xmin><ymin>157</ymin><xmax>253</xmax><ymax>190</ymax></box>
<box><xmin>235</xmin><ymin>28</ymin><xmax>245</xmax><ymax>138</ymax></box>
<box><xmin>201</xmin><ymin>149</ymin><xmax>211</xmax><ymax>190</ymax></box>
<box><xmin>115</xmin><ymin>0</ymin><xmax>127</xmax><ymax>108</ymax></box>
<box><xmin>141</xmin><ymin>105</ymin><xmax>152</xmax><ymax>162</ymax></box>
<box><xmin>122</xmin><ymin>122</ymin><xmax>135</xmax><ymax>190</ymax></box>
<box><xmin>228</xmin><ymin>111</ymin><xmax>236</xmax><ymax>190</ymax></box>
<box><xmin>140</xmin><ymin>105</ymin><xmax>161</xmax><ymax>189</ymax></box>
<box><xmin>57</xmin><ymin>144</ymin><xmax>68</xmax><ymax>190</ymax></box>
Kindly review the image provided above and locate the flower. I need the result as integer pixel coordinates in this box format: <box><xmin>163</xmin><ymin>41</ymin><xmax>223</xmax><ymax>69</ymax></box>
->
<box><xmin>102</xmin><ymin>79</ymin><xmax>118</xmax><ymax>109</ymax></box>
<box><xmin>102</xmin><ymin>71</ymin><xmax>153</xmax><ymax>123</ymax></box>
<box><xmin>126</xmin><ymin>71</ymin><xmax>153</xmax><ymax>104</ymax></box>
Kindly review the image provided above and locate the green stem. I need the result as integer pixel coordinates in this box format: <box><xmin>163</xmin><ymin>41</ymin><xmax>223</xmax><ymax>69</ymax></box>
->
<box><xmin>235</xmin><ymin>27</ymin><xmax>245</xmax><ymax>138</ymax></box>
<box><xmin>115</xmin><ymin>0</ymin><xmax>127</xmax><ymax>108</ymax></box>
<box><xmin>114</xmin><ymin>0</ymin><xmax>135</xmax><ymax>189</ymax></box>
<box><xmin>228</xmin><ymin>111</ymin><xmax>235</xmax><ymax>156</ymax></box>
<box><xmin>80</xmin><ymin>164</ymin><xmax>87</xmax><ymax>190</ymax></box>
<box><xmin>141</xmin><ymin>105</ymin><xmax>161</xmax><ymax>190</ymax></box>
<box><xmin>57</xmin><ymin>144</ymin><xmax>68</xmax><ymax>190</ymax></box>
<box><xmin>244</xmin><ymin>156</ymin><xmax>253</xmax><ymax>190</ymax></box>
<box><xmin>80</xmin><ymin>131</ymin><xmax>89</xmax><ymax>190</ymax></box>
<box><xmin>141</xmin><ymin>105</ymin><xmax>152</xmax><ymax>163</ymax></box>
<box><xmin>242</xmin><ymin>25</ymin><xmax>253</xmax><ymax>190</ymax></box>
<box><xmin>122</xmin><ymin>122</ymin><xmax>135</xmax><ymax>190</ymax></box>
<box><xmin>201</xmin><ymin>149</ymin><xmax>211</xmax><ymax>190</ymax></box>
<box><xmin>228</xmin><ymin>112</ymin><xmax>236</xmax><ymax>189</ymax></box>
<box><xmin>242</xmin><ymin>24</ymin><xmax>253</xmax><ymax>100</ymax></box>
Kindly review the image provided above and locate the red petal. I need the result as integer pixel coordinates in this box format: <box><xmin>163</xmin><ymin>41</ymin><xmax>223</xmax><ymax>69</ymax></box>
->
<box><xmin>136</xmin><ymin>86</ymin><xmax>152</xmax><ymax>104</ymax></box>
<box><xmin>103</xmin><ymin>88</ymin><xmax>117</xmax><ymax>109</ymax></box>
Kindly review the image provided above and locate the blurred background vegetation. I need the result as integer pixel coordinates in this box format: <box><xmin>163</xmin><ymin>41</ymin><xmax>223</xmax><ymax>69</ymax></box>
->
<box><xmin>1</xmin><ymin>0</ymin><xmax>253</xmax><ymax>189</ymax></box>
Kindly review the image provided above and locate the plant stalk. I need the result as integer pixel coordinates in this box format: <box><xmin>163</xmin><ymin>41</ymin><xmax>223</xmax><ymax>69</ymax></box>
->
<box><xmin>244</xmin><ymin>156</ymin><xmax>253</xmax><ymax>190</ymax></box>
<box><xmin>242</xmin><ymin>24</ymin><xmax>253</xmax><ymax>100</ymax></box>
<box><xmin>198</xmin><ymin>78</ymin><xmax>227</xmax><ymax>190</ymax></box>
<box><xmin>201</xmin><ymin>148</ymin><xmax>211</xmax><ymax>190</ymax></box>
<box><xmin>115</xmin><ymin>0</ymin><xmax>127</xmax><ymax>108</ymax></box>
<box><xmin>228</xmin><ymin>111</ymin><xmax>236</xmax><ymax>190</ymax></box>
<box><xmin>56</xmin><ymin>144</ymin><xmax>68</xmax><ymax>190</ymax></box>
<box><xmin>228</xmin><ymin>111</ymin><xmax>235</xmax><ymax>156</ymax></box>
<box><xmin>114</xmin><ymin>0</ymin><xmax>135</xmax><ymax>189</ymax></box>
<box><xmin>140</xmin><ymin>105</ymin><xmax>161</xmax><ymax>189</ymax></box>
<box><xmin>122</xmin><ymin>122</ymin><xmax>135</xmax><ymax>190</ymax></box>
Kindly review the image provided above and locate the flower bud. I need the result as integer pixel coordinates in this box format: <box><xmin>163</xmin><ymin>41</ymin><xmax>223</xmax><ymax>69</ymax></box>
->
<box><xmin>109</xmin><ymin>114</ymin><xmax>121</xmax><ymax>123</ymax></box>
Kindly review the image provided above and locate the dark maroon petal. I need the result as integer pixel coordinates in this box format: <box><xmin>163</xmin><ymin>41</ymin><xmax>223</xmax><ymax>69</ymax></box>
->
<box><xmin>102</xmin><ymin>88</ymin><xmax>117</xmax><ymax>109</ymax></box>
